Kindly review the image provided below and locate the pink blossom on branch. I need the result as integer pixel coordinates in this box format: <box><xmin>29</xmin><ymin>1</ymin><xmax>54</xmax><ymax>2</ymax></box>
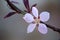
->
<box><xmin>23</xmin><ymin>7</ymin><xmax>50</xmax><ymax>34</ymax></box>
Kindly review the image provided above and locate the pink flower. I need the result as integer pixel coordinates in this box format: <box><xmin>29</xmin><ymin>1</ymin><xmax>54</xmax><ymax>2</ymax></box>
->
<box><xmin>23</xmin><ymin>7</ymin><xmax>50</xmax><ymax>34</ymax></box>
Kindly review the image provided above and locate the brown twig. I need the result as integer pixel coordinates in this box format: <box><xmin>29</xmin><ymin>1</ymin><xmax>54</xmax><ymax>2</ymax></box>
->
<box><xmin>40</xmin><ymin>21</ymin><xmax>60</xmax><ymax>33</ymax></box>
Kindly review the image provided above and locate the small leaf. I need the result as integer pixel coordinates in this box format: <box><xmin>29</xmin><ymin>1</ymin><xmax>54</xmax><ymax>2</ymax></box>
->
<box><xmin>31</xmin><ymin>4</ymin><xmax>37</xmax><ymax>10</ymax></box>
<box><xmin>23</xmin><ymin>0</ymin><xmax>31</xmax><ymax>13</ymax></box>
<box><xmin>11</xmin><ymin>1</ymin><xmax>19</xmax><ymax>4</ymax></box>
<box><xmin>32</xmin><ymin>4</ymin><xmax>37</xmax><ymax>7</ymax></box>
<box><xmin>5</xmin><ymin>0</ymin><xmax>22</xmax><ymax>13</ymax></box>
<box><xmin>4</xmin><ymin>12</ymin><xmax>16</xmax><ymax>18</ymax></box>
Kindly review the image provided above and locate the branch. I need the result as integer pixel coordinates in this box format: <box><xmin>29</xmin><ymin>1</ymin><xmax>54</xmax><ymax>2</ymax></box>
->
<box><xmin>40</xmin><ymin>21</ymin><xmax>60</xmax><ymax>33</ymax></box>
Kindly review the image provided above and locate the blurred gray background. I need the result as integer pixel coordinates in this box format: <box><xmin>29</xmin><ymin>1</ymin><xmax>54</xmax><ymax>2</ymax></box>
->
<box><xmin>0</xmin><ymin>0</ymin><xmax>60</xmax><ymax>40</ymax></box>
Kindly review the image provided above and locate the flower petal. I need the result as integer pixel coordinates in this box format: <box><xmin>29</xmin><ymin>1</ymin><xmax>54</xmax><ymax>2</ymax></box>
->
<box><xmin>32</xmin><ymin>7</ymin><xmax>38</xmax><ymax>18</ymax></box>
<box><xmin>23</xmin><ymin>13</ymin><xmax>34</xmax><ymax>23</ymax></box>
<box><xmin>27</xmin><ymin>23</ymin><xmax>36</xmax><ymax>33</ymax></box>
<box><xmin>38</xmin><ymin>23</ymin><xmax>48</xmax><ymax>34</ymax></box>
<box><xmin>40</xmin><ymin>11</ymin><xmax>50</xmax><ymax>22</ymax></box>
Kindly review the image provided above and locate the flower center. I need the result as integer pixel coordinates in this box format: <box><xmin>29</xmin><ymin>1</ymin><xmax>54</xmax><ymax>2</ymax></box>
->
<box><xmin>34</xmin><ymin>18</ymin><xmax>40</xmax><ymax>24</ymax></box>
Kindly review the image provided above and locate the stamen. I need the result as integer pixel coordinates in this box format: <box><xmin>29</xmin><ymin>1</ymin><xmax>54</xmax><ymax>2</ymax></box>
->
<box><xmin>34</xmin><ymin>16</ymin><xmax>36</xmax><ymax>19</ymax></box>
<box><xmin>38</xmin><ymin>16</ymin><xmax>40</xmax><ymax>19</ymax></box>
<box><xmin>34</xmin><ymin>18</ymin><xmax>40</xmax><ymax>24</ymax></box>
